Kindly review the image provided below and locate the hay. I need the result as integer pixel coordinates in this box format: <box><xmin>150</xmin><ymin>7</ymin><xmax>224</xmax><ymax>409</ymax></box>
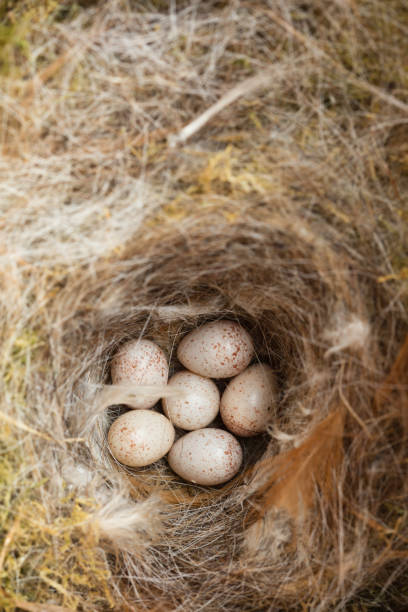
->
<box><xmin>1</xmin><ymin>1</ymin><xmax>407</xmax><ymax>610</ymax></box>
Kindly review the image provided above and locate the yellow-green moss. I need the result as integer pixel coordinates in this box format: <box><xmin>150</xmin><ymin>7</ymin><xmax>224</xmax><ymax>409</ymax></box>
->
<box><xmin>0</xmin><ymin>436</ymin><xmax>115</xmax><ymax>610</ymax></box>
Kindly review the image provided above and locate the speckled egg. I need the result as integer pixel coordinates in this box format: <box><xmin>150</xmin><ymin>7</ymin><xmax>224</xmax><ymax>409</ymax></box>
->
<box><xmin>111</xmin><ymin>338</ymin><xmax>168</xmax><ymax>409</ymax></box>
<box><xmin>108</xmin><ymin>410</ymin><xmax>175</xmax><ymax>467</ymax></box>
<box><xmin>162</xmin><ymin>370</ymin><xmax>220</xmax><ymax>430</ymax></box>
<box><xmin>168</xmin><ymin>428</ymin><xmax>243</xmax><ymax>485</ymax></box>
<box><xmin>220</xmin><ymin>363</ymin><xmax>277</xmax><ymax>437</ymax></box>
<box><xmin>177</xmin><ymin>320</ymin><xmax>254</xmax><ymax>378</ymax></box>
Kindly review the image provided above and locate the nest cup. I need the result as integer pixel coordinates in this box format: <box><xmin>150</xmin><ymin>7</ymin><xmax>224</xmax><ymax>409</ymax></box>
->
<box><xmin>85</xmin><ymin>215</ymin><xmax>335</xmax><ymax>472</ymax></box>
<box><xmin>55</xmin><ymin>206</ymin><xmax>405</xmax><ymax>611</ymax></box>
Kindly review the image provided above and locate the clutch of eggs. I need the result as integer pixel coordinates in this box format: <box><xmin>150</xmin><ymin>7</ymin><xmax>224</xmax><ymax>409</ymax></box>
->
<box><xmin>107</xmin><ymin>321</ymin><xmax>277</xmax><ymax>485</ymax></box>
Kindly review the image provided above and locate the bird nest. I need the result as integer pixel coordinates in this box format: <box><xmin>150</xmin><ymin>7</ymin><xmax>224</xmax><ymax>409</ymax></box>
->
<box><xmin>1</xmin><ymin>1</ymin><xmax>407</xmax><ymax>611</ymax></box>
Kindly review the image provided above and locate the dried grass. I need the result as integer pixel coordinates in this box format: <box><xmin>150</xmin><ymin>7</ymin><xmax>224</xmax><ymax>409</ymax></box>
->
<box><xmin>1</xmin><ymin>0</ymin><xmax>407</xmax><ymax>610</ymax></box>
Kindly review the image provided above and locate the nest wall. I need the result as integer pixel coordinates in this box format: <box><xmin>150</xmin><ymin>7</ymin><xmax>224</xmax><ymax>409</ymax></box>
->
<box><xmin>1</xmin><ymin>1</ymin><xmax>407</xmax><ymax>611</ymax></box>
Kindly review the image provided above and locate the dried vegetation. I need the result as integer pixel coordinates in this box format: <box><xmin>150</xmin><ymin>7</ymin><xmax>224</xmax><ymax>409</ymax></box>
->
<box><xmin>0</xmin><ymin>0</ymin><xmax>407</xmax><ymax>610</ymax></box>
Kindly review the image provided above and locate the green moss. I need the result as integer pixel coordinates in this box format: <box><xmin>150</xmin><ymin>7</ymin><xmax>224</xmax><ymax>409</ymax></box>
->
<box><xmin>0</xmin><ymin>434</ymin><xmax>115</xmax><ymax>610</ymax></box>
<box><xmin>0</xmin><ymin>21</ymin><xmax>30</xmax><ymax>75</ymax></box>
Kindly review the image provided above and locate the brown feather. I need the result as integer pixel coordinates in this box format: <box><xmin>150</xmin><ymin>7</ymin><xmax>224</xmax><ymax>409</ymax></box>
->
<box><xmin>247</xmin><ymin>409</ymin><xmax>344</xmax><ymax>523</ymax></box>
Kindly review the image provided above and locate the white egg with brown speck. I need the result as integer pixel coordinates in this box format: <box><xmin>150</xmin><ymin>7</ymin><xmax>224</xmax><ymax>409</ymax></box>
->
<box><xmin>177</xmin><ymin>320</ymin><xmax>254</xmax><ymax>378</ymax></box>
<box><xmin>108</xmin><ymin>410</ymin><xmax>175</xmax><ymax>467</ymax></box>
<box><xmin>162</xmin><ymin>370</ymin><xmax>220</xmax><ymax>430</ymax></box>
<box><xmin>111</xmin><ymin>338</ymin><xmax>168</xmax><ymax>409</ymax></box>
<box><xmin>220</xmin><ymin>363</ymin><xmax>277</xmax><ymax>437</ymax></box>
<box><xmin>168</xmin><ymin>428</ymin><xmax>243</xmax><ymax>485</ymax></box>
